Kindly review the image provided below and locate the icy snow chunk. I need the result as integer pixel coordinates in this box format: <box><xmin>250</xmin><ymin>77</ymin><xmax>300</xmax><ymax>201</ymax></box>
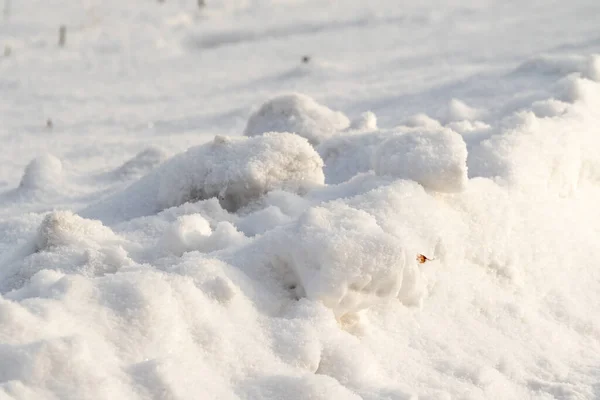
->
<box><xmin>81</xmin><ymin>133</ymin><xmax>324</xmax><ymax>223</ymax></box>
<box><xmin>19</xmin><ymin>154</ymin><xmax>63</xmax><ymax>191</ymax></box>
<box><xmin>157</xmin><ymin>133</ymin><xmax>324</xmax><ymax>211</ymax></box>
<box><xmin>244</xmin><ymin>93</ymin><xmax>350</xmax><ymax>145</ymax></box>
<box><xmin>373</xmin><ymin>129</ymin><xmax>468</xmax><ymax>192</ymax></box>
<box><xmin>274</xmin><ymin>204</ymin><xmax>416</xmax><ymax>317</ymax></box>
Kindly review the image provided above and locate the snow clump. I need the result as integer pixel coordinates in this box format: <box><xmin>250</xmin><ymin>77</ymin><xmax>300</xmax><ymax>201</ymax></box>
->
<box><xmin>373</xmin><ymin>128</ymin><xmax>468</xmax><ymax>192</ymax></box>
<box><xmin>156</xmin><ymin>133</ymin><xmax>324</xmax><ymax>211</ymax></box>
<box><xmin>81</xmin><ymin>132</ymin><xmax>324</xmax><ymax>223</ymax></box>
<box><xmin>244</xmin><ymin>93</ymin><xmax>350</xmax><ymax>145</ymax></box>
<box><xmin>270</xmin><ymin>203</ymin><xmax>421</xmax><ymax>318</ymax></box>
<box><xmin>18</xmin><ymin>154</ymin><xmax>63</xmax><ymax>192</ymax></box>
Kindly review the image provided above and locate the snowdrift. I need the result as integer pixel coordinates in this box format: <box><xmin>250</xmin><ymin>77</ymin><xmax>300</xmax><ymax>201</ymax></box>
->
<box><xmin>81</xmin><ymin>133</ymin><xmax>325</xmax><ymax>223</ymax></box>
<box><xmin>3</xmin><ymin>43</ymin><xmax>600</xmax><ymax>399</ymax></box>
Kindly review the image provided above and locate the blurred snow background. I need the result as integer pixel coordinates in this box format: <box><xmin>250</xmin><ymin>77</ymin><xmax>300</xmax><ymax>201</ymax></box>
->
<box><xmin>2</xmin><ymin>0</ymin><xmax>600</xmax><ymax>399</ymax></box>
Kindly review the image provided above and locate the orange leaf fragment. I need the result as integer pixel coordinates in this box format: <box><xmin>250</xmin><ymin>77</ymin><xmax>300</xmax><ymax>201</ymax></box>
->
<box><xmin>416</xmin><ymin>254</ymin><xmax>433</xmax><ymax>264</ymax></box>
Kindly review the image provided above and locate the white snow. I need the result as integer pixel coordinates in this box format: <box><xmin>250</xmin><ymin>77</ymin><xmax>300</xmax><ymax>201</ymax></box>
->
<box><xmin>81</xmin><ymin>132</ymin><xmax>324</xmax><ymax>223</ymax></box>
<box><xmin>18</xmin><ymin>154</ymin><xmax>64</xmax><ymax>192</ymax></box>
<box><xmin>373</xmin><ymin>128</ymin><xmax>469</xmax><ymax>192</ymax></box>
<box><xmin>2</xmin><ymin>0</ymin><xmax>600</xmax><ymax>399</ymax></box>
<box><xmin>244</xmin><ymin>93</ymin><xmax>350</xmax><ymax>145</ymax></box>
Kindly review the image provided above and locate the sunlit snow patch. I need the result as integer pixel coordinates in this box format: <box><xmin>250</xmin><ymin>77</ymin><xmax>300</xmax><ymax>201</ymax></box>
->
<box><xmin>469</xmin><ymin>76</ymin><xmax>600</xmax><ymax>194</ymax></box>
<box><xmin>81</xmin><ymin>133</ymin><xmax>324</xmax><ymax>224</ymax></box>
<box><xmin>244</xmin><ymin>93</ymin><xmax>350</xmax><ymax>145</ymax></box>
<box><xmin>0</xmin><ymin>154</ymin><xmax>67</xmax><ymax>207</ymax></box>
<box><xmin>374</xmin><ymin>128</ymin><xmax>469</xmax><ymax>192</ymax></box>
<box><xmin>1</xmin><ymin>211</ymin><xmax>131</xmax><ymax>292</ymax></box>
<box><xmin>269</xmin><ymin>203</ymin><xmax>423</xmax><ymax>318</ymax></box>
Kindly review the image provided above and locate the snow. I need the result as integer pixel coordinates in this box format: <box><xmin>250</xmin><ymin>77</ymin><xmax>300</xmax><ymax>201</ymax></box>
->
<box><xmin>244</xmin><ymin>93</ymin><xmax>350</xmax><ymax>145</ymax></box>
<box><xmin>2</xmin><ymin>0</ymin><xmax>600</xmax><ymax>399</ymax></box>
<box><xmin>373</xmin><ymin>128</ymin><xmax>469</xmax><ymax>192</ymax></box>
<box><xmin>81</xmin><ymin>132</ymin><xmax>324</xmax><ymax>223</ymax></box>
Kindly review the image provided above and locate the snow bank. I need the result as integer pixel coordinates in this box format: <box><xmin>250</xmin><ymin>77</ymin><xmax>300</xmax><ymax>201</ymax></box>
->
<box><xmin>1</xmin><ymin>211</ymin><xmax>131</xmax><ymax>292</ymax></box>
<box><xmin>5</xmin><ymin>2</ymin><xmax>600</xmax><ymax>396</ymax></box>
<box><xmin>0</xmin><ymin>154</ymin><xmax>69</xmax><ymax>209</ymax></box>
<box><xmin>244</xmin><ymin>93</ymin><xmax>350</xmax><ymax>145</ymax></box>
<box><xmin>81</xmin><ymin>133</ymin><xmax>324</xmax><ymax>223</ymax></box>
<box><xmin>469</xmin><ymin>76</ymin><xmax>600</xmax><ymax>194</ymax></box>
<box><xmin>156</xmin><ymin>133</ymin><xmax>323</xmax><ymax>211</ymax></box>
<box><xmin>374</xmin><ymin>128</ymin><xmax>469</xmax><ymax>192</ymax></box>
<box><xmin>19</xmin><ymin>154</ymin><xmax>63</xmax><ymax>191</ymax></box>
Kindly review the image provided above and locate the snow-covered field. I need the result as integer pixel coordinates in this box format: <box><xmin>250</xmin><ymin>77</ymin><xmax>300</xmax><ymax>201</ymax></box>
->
<box><xmin>2</xmin><ymin>0</ymin><xmax>600</xmax><ymax>399</ymax></box>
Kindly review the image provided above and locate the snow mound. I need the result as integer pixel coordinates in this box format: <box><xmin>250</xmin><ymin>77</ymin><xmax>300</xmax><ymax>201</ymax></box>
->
<box><xmin>374</xmin><ymin>129</ymin><xmax>469</xmax><ymax>192</ymax></box>
<box><xmin>161</xmin><ymin>214</ymin><xmax>247</xmax><ymax>255</ymax></box>
<box><xmin>272</xmin><ymin>203</ymin><xmax>418</xmax><ymax>317</ymax></box>
<box><xmin>81</xmin><ymin>133</ymin><xmax>324</xmax><ymax>223</ymax></box>
<box><xmin>348</xmin><ymin>111</ymin><xmax>378</xmax><ymax>131</ymax></box>
<box><xmin>244</xmin><ymin>93</ymin><xmax>350</xmax><ymax>145</ymax></box>
<box><xmin>1</xmin><ymin>211</ymin><xmax>130</xmax><ymax>292</ymax></box>
<box><xmin>35</xmin><ymin>210</ymin><xmax>121</xmax><ymax>251</ymax></box>
<box><xmin>469</xmin><ymin>77</ymin><xmax>600</xmax><ymax>194</ymax></box>
<box><xmin>157</xmin><ymin>133</ymin><xmax>324</xmax><ymax>211</ymax></box>
<box><xmin>18</xmin><ymin>154</ymin><xmax>63</xmax><ymax>192</ymax></box>
<box><xmin>113</xmin><ymin>147</ymin><xmax>167</xmax><ymax>180</ymax></box>
<box><xmin>318</xmin><ymin>131</ymin><xmax>394</xmax><ymax>184</ymax></box>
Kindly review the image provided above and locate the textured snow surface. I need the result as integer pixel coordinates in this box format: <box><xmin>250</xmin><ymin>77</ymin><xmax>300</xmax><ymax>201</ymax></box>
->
<box><xmin>2</xmin><ymin>1</ymin><xmax>600</xmax><ymax>399</ymax></box>
<box><xmin>244</xmin><ymin>93</ymin><xmax>350</xmax><ymax>145</ymax></box>
<box><xmin>373</xmin><ymin>128</ymin><xmax>468</xmax><ymax>192</ymax></box>
<box><xmin>81</xmin><ymin>132</ymin><xmax>324</xmax><ymax>223</ymax></box>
